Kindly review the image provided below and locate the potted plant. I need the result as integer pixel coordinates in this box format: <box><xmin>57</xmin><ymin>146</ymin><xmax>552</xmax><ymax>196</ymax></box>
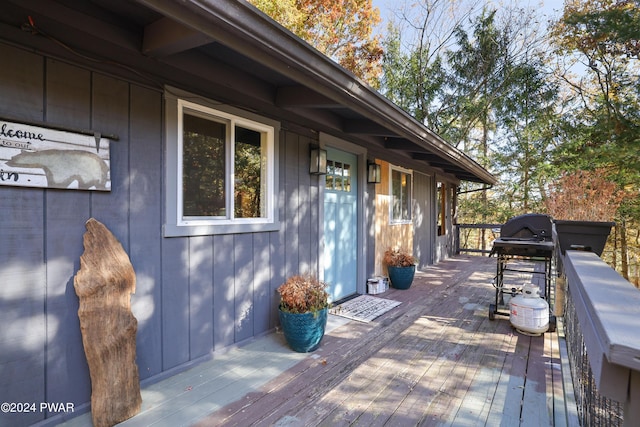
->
<box><xmin>383</xmin><ymin>248</ymin><xmax>417</xmax><ymax>289</ymax></box>
<box><xmin>277</xmin><ymin>274</ymin><xmax>330</xmax><ymax>352</ymax></box>
<box><xmin>544</xmin><ymin>169</ymin><xmax>626</xmax><ymax>256</ymax></box>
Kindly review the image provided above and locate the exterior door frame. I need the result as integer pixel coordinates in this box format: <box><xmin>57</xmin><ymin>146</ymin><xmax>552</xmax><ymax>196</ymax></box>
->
<box><xmin>319</xmin><ymin>133</ymin><xmax>367</xmax><ymax>297</ymax></box>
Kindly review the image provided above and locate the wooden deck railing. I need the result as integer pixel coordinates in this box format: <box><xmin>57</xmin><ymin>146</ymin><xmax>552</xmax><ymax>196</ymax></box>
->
<box><xmin>455</xmin><ymin>223</ymin><xmax>502</xmax><ymax>255</ymax></box>
<box><xmin>559</xmin><ymin>249</ymin><xmax>640</xmax><ymax>427</ymax></box>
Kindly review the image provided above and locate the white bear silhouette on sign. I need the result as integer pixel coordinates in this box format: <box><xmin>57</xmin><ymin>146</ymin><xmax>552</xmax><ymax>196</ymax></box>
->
<box><xmin>7</xmin><ymin>149</ymin><xmax>109</xmax><ymax>190</ymax></box>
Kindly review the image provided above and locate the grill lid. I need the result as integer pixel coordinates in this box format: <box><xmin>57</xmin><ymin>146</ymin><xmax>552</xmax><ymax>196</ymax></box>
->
<box><xmin>499</xmin><ymin>214</ymin><xmax>553</xmax><ymax>242</ymax></box>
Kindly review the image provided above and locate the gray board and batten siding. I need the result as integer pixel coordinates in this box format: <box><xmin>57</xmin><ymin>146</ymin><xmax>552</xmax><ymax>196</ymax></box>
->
<box><xmin>0</xmin><ymin>43</ymin><xmax>324</xmax><ymax>426</ymax></box>
<box><xmin>0</xmin><ymin>3</ymin><xmax>495</xmax><ymax>424</ymax></box>
<box><xmin>413</xmin><ymin>171</ymin><xmax>435</xmax><ymax>268</ymax></box>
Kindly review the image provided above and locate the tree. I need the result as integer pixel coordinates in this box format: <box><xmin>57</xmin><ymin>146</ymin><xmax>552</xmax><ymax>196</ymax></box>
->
<box><xmin>381</xmin><ymin>23</ymin><xmax>449</xmax><ymax>126</ymax></box>
<box><xmin>551</xmin><ymin>0</ymin><xmax>639</xmax><ymax>170</ymax></box>
<box><xmin>494</xmin><ymin>52</ymin><xmax>559</xmax><ymax>214</ymax></box>
<box><xmin>381</xmin><ymin>0</ymin><xmax>482</xmax><ymax>133</ymax></box>
<box><xmin>446</xmin><ymin>7</ymin><xmax>559</xmax><ymax>231</ymax></box>
<box><xmin>381</xmin><ymin>3</ymin><xmax>556</xmax><ymax>221</ymax></box>
<box><xmin>249</xmin><ymin>0</ymin><xmax>383</xmax><ymax>87</ymax></box>
<box><xmin>550</xmin><ymin>0</ymin><xmax>640</xmax><ymax>280</ymax></box>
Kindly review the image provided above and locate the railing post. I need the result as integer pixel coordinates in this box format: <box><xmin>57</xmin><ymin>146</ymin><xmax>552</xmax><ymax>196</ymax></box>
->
<box><xmin>455</xmin><ymin>223</ymin><xmax>502</xmax><ymax>256</ymax></box>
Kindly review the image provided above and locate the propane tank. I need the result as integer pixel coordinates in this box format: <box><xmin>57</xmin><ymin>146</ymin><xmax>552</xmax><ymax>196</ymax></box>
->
<box><xmin>509</xmin><ymin>284</ymin><xmax>549</xmax><ymax>335</ymax></box>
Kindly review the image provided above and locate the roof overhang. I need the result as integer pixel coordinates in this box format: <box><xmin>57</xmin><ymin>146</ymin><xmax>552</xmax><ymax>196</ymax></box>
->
<box><xmin>1</xmin><ymin>0</ymin><xmax>496</xmax><ymax>184</ymax></box>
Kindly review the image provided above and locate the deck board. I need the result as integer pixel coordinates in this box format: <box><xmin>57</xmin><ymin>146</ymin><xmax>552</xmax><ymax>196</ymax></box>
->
<box><xmin>191</xmin><ymin>255</ymin><xmax>570</xmax><ymax>427</ymax></box>
<box><xmin>60</xmin><ymin>255</ymin><xmax>573</xmax><ymax>427</ymax></box>
<box><xmin>485</xmin><ymin>331</ymin><xmax>520</xmax><ymax>426</ymax></box>
<box><xmin>521</xmin><ymin>333</ymin><xmax>551</xmax><ymax>426</ymax></box>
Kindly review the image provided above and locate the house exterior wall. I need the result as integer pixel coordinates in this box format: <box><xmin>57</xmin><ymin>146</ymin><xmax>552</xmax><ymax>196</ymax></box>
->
<box><xmin>373</xmin><ymin>160</ymin><xmax>413</xmax><ymax>276</ymax></box>
<box><xmin>0</xmin><ymin>8</ymin><xmax>469</xmax><ymax>419</ymax></box>
<box><xmin>0</xmin><ymin>43</ymin><xmax>325</xmax><ymax>426</ymax></box>
<box><xmin>413</xmin><ymin>171</ymin><xmax>435</xmax><ymax>269</ymax></box>
<box><xmin>372</xmin><ymin>160</ymin><xmax>440</xmax><ymax>275</ymax></box>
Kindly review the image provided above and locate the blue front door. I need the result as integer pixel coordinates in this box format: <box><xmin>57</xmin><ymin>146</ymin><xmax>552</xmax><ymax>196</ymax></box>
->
<box><xmin>323</xmin><ymin>148</ymin><xmax>358</xmax><ymax>302</ymax></box>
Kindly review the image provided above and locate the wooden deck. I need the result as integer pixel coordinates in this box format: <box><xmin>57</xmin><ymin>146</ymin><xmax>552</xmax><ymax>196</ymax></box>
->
<box><xmin>194</xmin><ymin>255</ymin><xmax>571</xmax><ymax>426</ymax></box>
<box><xmin>58</xmin><ymin>255</ymin><xmax>572</xmax><ymax>427</ymax></box>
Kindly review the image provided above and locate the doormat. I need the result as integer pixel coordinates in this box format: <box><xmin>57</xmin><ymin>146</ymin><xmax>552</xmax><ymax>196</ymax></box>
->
<box><xmin>330</xmin><ymin>295</ymin><xmax>401</xmax><ymax>323</ymax></box>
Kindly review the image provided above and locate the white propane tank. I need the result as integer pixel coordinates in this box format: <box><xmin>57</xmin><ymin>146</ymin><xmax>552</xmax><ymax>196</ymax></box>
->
<box><xmin>509</xmin><ymin>284</ymin><xmax>549</xmax><ymax>335</ymax></box>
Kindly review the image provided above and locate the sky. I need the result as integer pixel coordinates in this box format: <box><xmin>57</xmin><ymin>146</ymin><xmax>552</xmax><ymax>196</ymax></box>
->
<box><xmin>372</xmin><ymin>0</ymin><xmax>564</xmax><ymax>34</ymax></box>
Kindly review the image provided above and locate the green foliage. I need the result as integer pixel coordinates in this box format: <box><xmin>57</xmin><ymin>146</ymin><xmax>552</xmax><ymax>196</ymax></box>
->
<box><xmin>234</xmin><ymin>139</ymin><xmax>263</xmax><ymax>218</ymax></box>
<box><xmin>553</xmin><ymin>0</ymin><xmax>640</xmax><ymax>59</ymax></box>
<box><xmin>182</xmin><ymin>119</ymin><xmax>226</xmax><ymax>217</ymax></box>
<box><xmin>548</xmin><ymin>0</ymin><xmax>639</xmax><ymax>278</ymax></box>
<box><xmin>381</xmin><ymin>23</ymin><xmax>447</xmax><ymax>128</ymax></box>
<box><xmin>550</xmin><ymin>0</ymin><xmax>640</xmax><ymax>173</ymax></box>
<box><xmin>382</xmin><ymin>4</ymin><xmax>557</xmax><ymax>220</ymax></box>
<box><xmin>381</xmin><ymin>1</ymin><xmax>639</xmax><ymax>280</ymax></box>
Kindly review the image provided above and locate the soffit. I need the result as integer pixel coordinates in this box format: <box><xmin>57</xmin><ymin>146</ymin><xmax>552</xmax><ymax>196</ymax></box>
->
<box><xmin>2</xmin><ymin>0</ymin><xmax>495</xmax><ymax>184</ymax></box>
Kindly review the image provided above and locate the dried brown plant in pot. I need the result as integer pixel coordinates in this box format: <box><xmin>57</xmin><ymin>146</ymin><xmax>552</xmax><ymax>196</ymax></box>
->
<box><xmin>277</xmin><ymin>274</ymin><xmax>330</xmax><ymax>314</ymax></box>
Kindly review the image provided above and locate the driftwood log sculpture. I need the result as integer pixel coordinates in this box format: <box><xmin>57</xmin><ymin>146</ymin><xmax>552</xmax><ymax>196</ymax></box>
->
<box><xmin>74</xmin><ymin>218</ymin><xmax>142</xmax><ymax>427</ymax></box>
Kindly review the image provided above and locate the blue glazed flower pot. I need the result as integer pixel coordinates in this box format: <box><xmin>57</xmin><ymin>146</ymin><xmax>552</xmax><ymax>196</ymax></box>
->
<box><xmin>388</xmin><ymin>265</ymin><xmax>416</xmax><ymax>289</ymax></box>
<box><xmin>278</xmin><ymin>307</ymin><xmax>328</xmax><ymax>352</ymax></box>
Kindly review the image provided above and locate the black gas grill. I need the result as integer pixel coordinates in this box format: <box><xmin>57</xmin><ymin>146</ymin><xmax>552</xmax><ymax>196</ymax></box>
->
<box><xmin>489</xmin><ymin>214</ymin><xmax>555</xmax><ymax>324</ymax></box>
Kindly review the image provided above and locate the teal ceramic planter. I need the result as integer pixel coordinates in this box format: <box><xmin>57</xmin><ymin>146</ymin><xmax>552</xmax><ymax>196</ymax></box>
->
<box><xmin>278</xmin><ymin>307</ymin><xmax>328</xmax><ymax>352</ymax></box>
<box><xmin>388</xmin><ymin>265</ymin><xmax>416</xmax><ymax>289</ymax></box>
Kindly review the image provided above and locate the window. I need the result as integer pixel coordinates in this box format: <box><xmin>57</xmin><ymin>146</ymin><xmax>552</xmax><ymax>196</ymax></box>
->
<box><xmin>326</xmin><ymin>160</ymin><xmax>352</xmax><ymax>192</ymax></box>
<box><xmin>450</xmin><ymin>185</ymin><xmax>457</xmax><ymax>224</ymax></box>
<box><xmin>390</xmin><ymin>166</ymin><xmax>412</xmax><ymax>222</ymax></box>
<box><xmin>437</xmin><ymin>181</ymin><xmax>446</xmax><ymax>235</ymax></box>
<box><xmin>165</xmin><ymin>95</ymin><xmax>278</xmax><ymax>236</ymax></box>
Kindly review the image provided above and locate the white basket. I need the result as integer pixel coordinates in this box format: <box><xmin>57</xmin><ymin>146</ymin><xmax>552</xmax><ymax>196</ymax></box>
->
<box><xmin>367</xmin><ymin>276</ymin><xmax>389</xmax><ymax>295</ymax></box>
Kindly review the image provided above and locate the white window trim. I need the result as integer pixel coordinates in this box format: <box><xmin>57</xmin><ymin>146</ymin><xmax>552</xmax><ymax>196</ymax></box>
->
<box><xmin>389</xmin><ymin>164</ymin><xmax>413</xmax><ymax>224</ymax></box>
<box><xmin>164</xmin><ymin>88</ymin><xmax>280</xmax><ymax>236</ymax></box>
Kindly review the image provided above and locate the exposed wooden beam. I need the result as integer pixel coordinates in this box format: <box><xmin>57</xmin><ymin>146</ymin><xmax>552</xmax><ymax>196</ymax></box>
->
<box><xmin>8</xmin><ymin>0</ymin><xmax>140</xmax><ymax>52</ymax></box>
<box><xmin>143</xmin><ymin>17</ymin><xmax>214</xmax><ymax>57</ymax></box>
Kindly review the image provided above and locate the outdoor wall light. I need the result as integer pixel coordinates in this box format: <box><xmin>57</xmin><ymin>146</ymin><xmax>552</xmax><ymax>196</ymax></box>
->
<box><xmin>309</xmin><ymin>147</ymin><xmax>328</xmax><ymax>175</ymax></box>
<box><xmin>367</xmin><ymin>161</ymin><xmax>381</xmax><ymax>183</ymax></box>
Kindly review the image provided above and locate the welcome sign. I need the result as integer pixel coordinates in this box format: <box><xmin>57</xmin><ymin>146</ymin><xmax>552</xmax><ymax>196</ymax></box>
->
<box><xmin>0</xmin><ymin>119</ymin><xmax>112</xmax><ymax>191</ymax></box>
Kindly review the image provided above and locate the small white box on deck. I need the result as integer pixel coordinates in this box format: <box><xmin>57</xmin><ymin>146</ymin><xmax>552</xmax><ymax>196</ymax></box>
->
<box><xmin>367</xmin><ymin>276</ymin><xmax>389</xmax><ymax>295</ymax></box>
